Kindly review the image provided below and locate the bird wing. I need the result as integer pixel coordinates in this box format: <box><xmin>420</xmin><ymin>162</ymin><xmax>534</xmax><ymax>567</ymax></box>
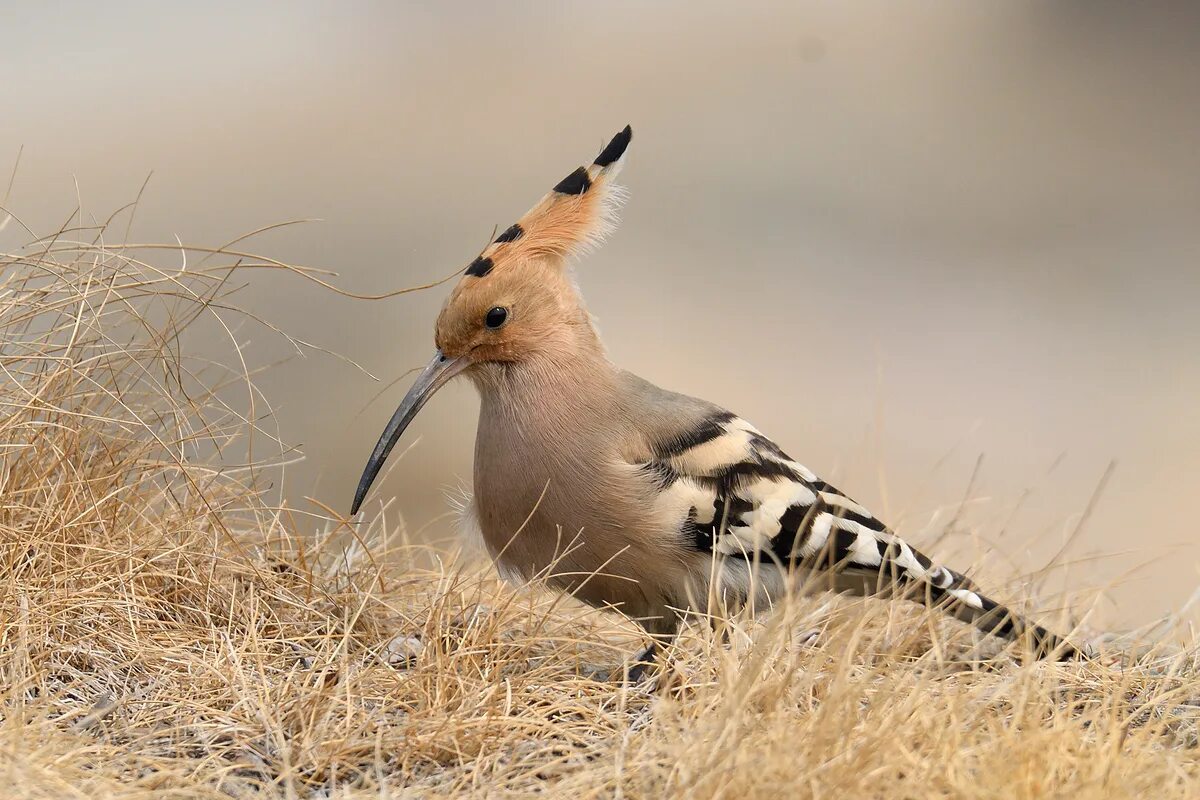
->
<box><xmin>638</xmin><ymin>409</ymin><xmax>1078</xmax><ymax>657</ymax></box>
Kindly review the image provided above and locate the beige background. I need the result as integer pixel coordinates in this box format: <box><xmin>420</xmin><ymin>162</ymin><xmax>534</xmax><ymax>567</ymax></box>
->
<box><xmin>4</xmin><ymin>2</ymin><xmax>1198</xmax><ymax>627</ymax></box>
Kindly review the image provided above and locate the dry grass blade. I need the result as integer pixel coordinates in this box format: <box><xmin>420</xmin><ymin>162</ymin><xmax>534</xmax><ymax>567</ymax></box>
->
<box><xmin>1</xmin><ymin>215</ymin><xmax>1198</xmax><ymax>799</ymax></box>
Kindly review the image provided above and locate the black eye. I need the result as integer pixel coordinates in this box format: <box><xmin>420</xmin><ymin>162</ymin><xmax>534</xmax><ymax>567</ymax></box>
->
<box><xmin>484</xmin><ymin>306</ymin><xmax>508</xmax><ymax>329</ymax></box>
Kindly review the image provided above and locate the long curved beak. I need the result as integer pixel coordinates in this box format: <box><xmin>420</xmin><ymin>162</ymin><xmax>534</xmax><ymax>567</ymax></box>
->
<box><xmin>350</xmin><ymin>350</ymin><xmax>467</xmax><ymax>515</ymax></box>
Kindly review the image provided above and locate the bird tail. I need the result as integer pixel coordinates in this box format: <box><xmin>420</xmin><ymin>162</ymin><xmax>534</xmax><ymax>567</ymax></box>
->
<box><xmin>806</xmin><ymin>533</ymin><xmax>1085</xmax><ymax>661</ymax></box>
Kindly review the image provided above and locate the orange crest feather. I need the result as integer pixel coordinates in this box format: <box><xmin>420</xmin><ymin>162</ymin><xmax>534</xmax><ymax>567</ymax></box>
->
<box><xmin>464</xmin><ymin>125</ymin><xmax>632</xmax><ymax>278</ymax></box>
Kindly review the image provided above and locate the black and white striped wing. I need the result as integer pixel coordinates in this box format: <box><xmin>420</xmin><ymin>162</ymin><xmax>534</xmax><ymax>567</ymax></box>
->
<box><xmin>642</xmin><ymin>411</ymin><xmax>1060</xmax><ymax>649</ymax></box>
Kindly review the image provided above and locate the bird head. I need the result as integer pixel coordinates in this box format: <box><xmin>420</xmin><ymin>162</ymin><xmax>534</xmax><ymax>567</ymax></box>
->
<box><xmin>350</xmin><ymin>125</ymin><xmax>633</xmax><ymax>515</ymax></box>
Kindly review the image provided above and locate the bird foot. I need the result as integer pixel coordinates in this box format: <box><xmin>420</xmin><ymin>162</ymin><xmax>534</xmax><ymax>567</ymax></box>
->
<box><xmin>580</xmin><ymin>642</ymin><xmax>659</xmax><ymax>684</ymax></box>
<box><xmin>623</xmin><ymin>642</ymin><xmax>659</xmax><ymax>683</ymax></box>
<box><xmin>796</xmin><ymin>628</ymin><xmax>821</xmax><ymax>648</ymax></box>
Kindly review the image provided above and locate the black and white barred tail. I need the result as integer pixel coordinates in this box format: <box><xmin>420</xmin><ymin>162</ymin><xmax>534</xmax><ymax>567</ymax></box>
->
<box><xmin>809</xmin><ymin>545</ymin><xmax>1082</xmax><ymax>660</ymax></box>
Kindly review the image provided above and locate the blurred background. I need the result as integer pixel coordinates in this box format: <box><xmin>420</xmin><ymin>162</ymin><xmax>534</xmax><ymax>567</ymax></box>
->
<box><xmin>3</xmin><ymin>1</ymin><xmax>1197</xmax><ymax>628</ymax></box>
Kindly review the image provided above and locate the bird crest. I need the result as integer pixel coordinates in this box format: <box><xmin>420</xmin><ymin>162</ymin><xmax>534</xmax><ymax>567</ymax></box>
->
<box><xmin>462</xmin><ymin>124</ymin><xmax>631</xmax><ymax>280</ymax></box>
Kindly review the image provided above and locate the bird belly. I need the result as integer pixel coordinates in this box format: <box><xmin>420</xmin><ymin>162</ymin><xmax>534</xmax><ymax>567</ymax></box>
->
<box><xmin>469</xmin><ymin>462</ymin><xmax>696</xmax><ymax>635</ymax></box>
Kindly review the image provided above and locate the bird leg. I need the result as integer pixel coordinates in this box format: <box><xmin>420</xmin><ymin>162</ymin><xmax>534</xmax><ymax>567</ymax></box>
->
<box><xmin>621</xmin><ymin>641</ymin><xmax>659</xmax><ymax>683</ymax></box>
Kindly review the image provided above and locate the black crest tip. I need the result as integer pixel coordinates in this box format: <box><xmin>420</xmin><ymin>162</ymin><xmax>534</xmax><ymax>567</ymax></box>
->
<box><xmin>465</xmin><ymin>256</ymin><xmax>493</xmax><ymax>277</ymax></box>
<box><xmin>553</xmin><ymin>166</ymin><xmax>592</xmax><ymax>196</ymax></box>
<box><xmin>494</xmin><ymin>223</ymin><xmax>523</xmax><ymax>243</ymax></box>
<box><xmin>593</xmin><ymin>124</ymin><xmax>633</xmax><ymax>167</ymax></box>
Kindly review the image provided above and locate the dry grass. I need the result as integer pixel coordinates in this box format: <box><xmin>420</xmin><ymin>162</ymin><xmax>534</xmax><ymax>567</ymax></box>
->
<box><xmin>1</xmin><ymin>212</ymin><xmax>1198</xmax><ymax>799</ymax></box>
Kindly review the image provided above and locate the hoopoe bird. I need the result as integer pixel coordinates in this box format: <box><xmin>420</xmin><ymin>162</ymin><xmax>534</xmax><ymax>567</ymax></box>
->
<box><xmin>351</xmin><ymin>125</ymin><xmax>1082</xmax><ymax>674</ymax></box>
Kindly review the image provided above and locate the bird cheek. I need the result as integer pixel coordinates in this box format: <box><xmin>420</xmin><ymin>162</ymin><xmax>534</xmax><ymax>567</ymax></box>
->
<box><xmin>435</xmin><ymin>321</ymin><xmax>477</xmax><ymax>360</ymax></box>
<box><xmin>468</xmin><ymin>343</ymin><xmax>504</xmax><ymax>364</ymax></box>
<box><xmin>470</xmin><ymin>333</ymin><xmax>521</xmax><ymax>364</ymax></box>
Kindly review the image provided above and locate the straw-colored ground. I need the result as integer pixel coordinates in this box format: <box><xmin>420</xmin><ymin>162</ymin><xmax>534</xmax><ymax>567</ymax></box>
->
<box><xmin>2</xmin><ymin>218</ymin><xmax>1198</xmax><ymax>799</ymax></box>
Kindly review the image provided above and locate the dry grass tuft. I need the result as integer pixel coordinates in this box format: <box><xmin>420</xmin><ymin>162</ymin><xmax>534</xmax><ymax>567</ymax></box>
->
<box><xmin>1</xmin><ymin>214</ymin><xmax>1197</xmax><ymax>799</ymax></box>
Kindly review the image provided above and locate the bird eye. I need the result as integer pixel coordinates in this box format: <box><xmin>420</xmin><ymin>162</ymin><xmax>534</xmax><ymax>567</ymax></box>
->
<box><xmin>484</xmin><ymin>306</ymin><xmax>508</xmax><ymax>329</ymax></box>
